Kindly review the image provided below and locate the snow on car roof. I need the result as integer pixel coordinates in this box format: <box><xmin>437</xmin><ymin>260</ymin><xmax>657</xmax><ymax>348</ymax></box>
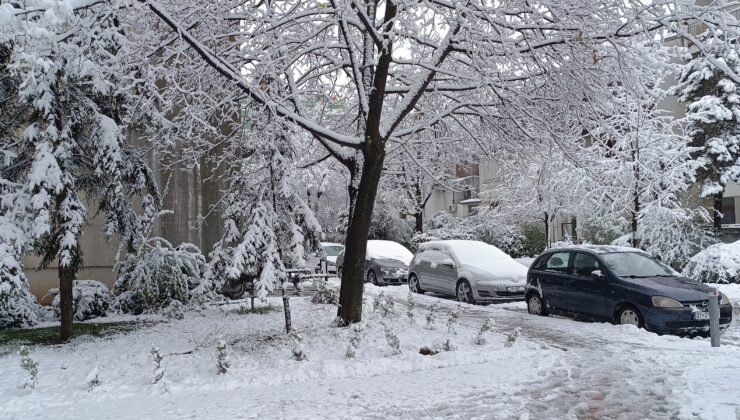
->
<box><xmin>419</xmin><ymin>240</ymin><xmax>527</xmax><ymax>284</ymax></box>
<box><xmin>551</xmin><ymin>244</ymin><xmax>648</xmax><ymax>254</ymax></box>
<box><xmin>367</xmin><ymin>240</ymin><xmax>413</xmax><ymax>265</ymax></box>
<box><xmin>320</xmin><ymin>242</ymin><xmax>344</xmax><ymax>247</ymax></box>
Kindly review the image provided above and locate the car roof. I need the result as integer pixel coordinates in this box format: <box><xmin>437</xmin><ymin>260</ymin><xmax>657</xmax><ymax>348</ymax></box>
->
<box><xmin>320</xmin><ymin>242</ymin><xmax>344</xmax><ymax>247</ymax></box>
<box><xmin>545</xmin><ymin>244</ymin><xmax>647</xmax><ymax>255</ymax></box>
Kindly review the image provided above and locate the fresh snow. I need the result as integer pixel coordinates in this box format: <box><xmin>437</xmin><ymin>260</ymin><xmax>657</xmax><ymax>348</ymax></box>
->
<box><xmin>421</xmin><ymin>240</ymin><xmax>528</xmax><ymax>284</ymax></box>
<box><xmin>3</xmin><ymin>284</ymin><xmax>738</xmax><ymax>419</ymax></box>
<box><xmin>366</xmin><ymin>240</ymin><xmax>413</xmax><ymax>265</ymax></box>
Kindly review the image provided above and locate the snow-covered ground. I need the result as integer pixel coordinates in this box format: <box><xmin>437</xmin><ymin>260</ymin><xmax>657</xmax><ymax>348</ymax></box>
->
<box><xmin>1</xmin><ymin>284</ymin><xmax>739</xmax><ymax>419</ymax></box>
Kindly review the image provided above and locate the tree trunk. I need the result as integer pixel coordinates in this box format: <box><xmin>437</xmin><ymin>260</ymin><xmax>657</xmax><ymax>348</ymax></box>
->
<box><xmin>544</xmin><ymin>213</ymin><xmax>550</xmax><ymax>248</ymax></box>
<box><xmin>282</xmin><ymin>286</ymin><xmax>292</xmax><ymax>333</ymax></box>
<box><xmin>713</xmin><ymin>191</ymin><xmax>723</xmax><ymax>232</ymax></box>
<box><xmin>58</xmin><ymin>264</ymin><xmax>75</xmax><ymax>342</ymax></box>
<box><xmin>414</xmin><ymin>211</ymin><xmax>423</xmax><ymax>233</ymax></box>
<box><xmin>631</xmin><ymin>195</ymin><xmax>640</xmax><ymax>249</ymax></box>
<box><xmin>337</xmin><ymin>147</ymin><xmax>385</xmax><ymax>325</ymax></box>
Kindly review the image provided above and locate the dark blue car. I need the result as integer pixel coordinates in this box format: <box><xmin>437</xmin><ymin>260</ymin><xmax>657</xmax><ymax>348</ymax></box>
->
<box><xmin>525</xmin><ymin>245</ymin><xmax>733</xmax><ymax>335</ymax></box>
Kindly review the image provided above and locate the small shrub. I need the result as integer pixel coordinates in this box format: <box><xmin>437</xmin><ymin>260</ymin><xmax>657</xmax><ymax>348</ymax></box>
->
<box><xmin>0</xmin><ymin>245</ymin><xmax>40</xmax><ymax>329</ymax></box>
<box><xmin>447</xmin><ymin>305</ymin><xmax>462</xmax><ymax>334</ymax></box>
<box><xmin>114</xmin><ymin>238</ymin><xmax>205</xmax><ymax>314</ymax></box>
<box><xmin>426</xmin><ymin>302</ymin><xmax>440</xmax><ymax>330</ymax></box>
<box><xmin>18</xmin><ymin>346</ymin><xmax>38</xmax><ymax>389</ymax></box>
<box><xmin>291</xmin><ymin>333</ymin><xmax>307</xmax><ymax>361</ymax></box>
<box><xmin>161</xmin><ymin>300</ymin><xmax>185</xmax><ymax>320</ymax></box>
<box><xmin>151</xmin><ymin>344</ymin><xmax>165</xmax><ymax>384</ymax></box>
<box><xmin>345</xmin><ymin>324</ymin><xmax>364</xmax><ymax>359</ymax></box>
<box><xmin>373</xmin><ymin>292</ymin><xmax>395</xmax><ymax>317</ymax></box>
<box><xmin>474</xmin><ymin>318</ymin><xmax>495</xmax><ymax>345</ymax></box>
<box><xmin>86</xmin><ymin>367</ymin><xmax>102</xmax><ymax>389</ymax></box>
<box><xmin>443</xmin><ymin>338</ymin><xmax>456</xmax><ymax>352</ymax></box>
<box><xmin>383</xmin><ymin>323</ymin><xmax>402</xmax><ymax>355</ymax></box>
<box><xmin>52</xmin><ymin>280</ymin><xmax>113</xmax><ymax>321</ymax></box>
<box><xmin>406</xmin><ymin>292</ymin><xmax>416</xmax><ymax>325</ymax></box>
<box><xmin>311</xmin><ymin>279</ymin><xmax>339</xmax><ymax>304</ymax></box>
<box><xmin>216</xmin><ymin>339</ymin><xmax>230</xmax><ymax>374</ymax></box>
<box><xmin>505</xmin><ymin>327</ymin><xmax>522</xmax><ymax>348</ymax></box>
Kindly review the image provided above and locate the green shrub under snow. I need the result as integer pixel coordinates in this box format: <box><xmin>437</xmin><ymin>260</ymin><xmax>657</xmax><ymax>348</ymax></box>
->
<box><xmin>52</xmin><ymin>280</ymin><xmax>113</xmax><ymax>321</ymax></box>
<box><xmin>113</xmin><ymin>238</ymin><xmax>206</xmax><ymax>314</ymax></box>
<box><xmin>682</xmin><ymin>241</ymin><xmax>740</xmax><ymax>284</ymax></box>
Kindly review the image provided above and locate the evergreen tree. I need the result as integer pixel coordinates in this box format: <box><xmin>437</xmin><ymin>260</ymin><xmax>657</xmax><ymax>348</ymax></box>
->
<box><xmin>675</xmin><ymin>30</ymin><xmax>740</xmax><ymax>231</ymax></box>
<box><xmin>0</xmin><ymin>4</ymin><xmax>158</xmax><ymax>339</ymax></box>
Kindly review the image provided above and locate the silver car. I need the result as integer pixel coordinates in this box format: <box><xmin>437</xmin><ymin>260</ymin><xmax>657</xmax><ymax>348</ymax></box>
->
<box><xmin>408</xmin><ymin>240</ymin><xmax>527</xmax><ymax>303</ymax></box>
<box><xmin>336</xmin><ymin>240</ymin><xmax>412</xmax><ymax>285</ymax></box>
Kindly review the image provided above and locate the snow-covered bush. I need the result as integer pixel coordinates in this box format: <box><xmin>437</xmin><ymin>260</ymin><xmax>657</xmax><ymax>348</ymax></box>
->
<box><xmin>18</xmin><ymin>346</ymin><xmax>38</xmax><ymax>389</ymax></box>
<box><xmin>372</xmin><ymin>292</ymin><xmax>395</xmax><ymax>317</ymax></box>
<box><xmin>113</xmin><ymin>238</ymin><xmax>205</xmax><ymax>314</ymax></box>
<box><xmin>406</xmin><ymin>292</ymin><xmax>416</xmax><ymax>325</ymax></box>
<box><xmin>413</xmin><ymin>212</ymin><xmax>527</xmax><ymax>257</ymax></box>
<box><xmin>311</xmin><ymin>278</ymin><xmax>339</xmax><ymax>305</ymax></box>
<box><xmin>161</xmin><ymin>300</ymin><xmax>185</xmax><ymax>320</ymax></box>
<box><xmin>216</xmin><ymin>339</ymin><xmax>230</xmax><ymax>374</ymax></box>
<box><xmin>683</xmin><ymin>241</ymin><xmax>740</xmax><ymax>284</ymax></box>
<box><xmin>291</xmin><ymin>333</ymin><xmax>307</xmax><ymax>361</ymax></box>
<box><xmin>474</xmin><ymin>319</ymin><xmax>495</xmax><ymax>345</ymax></box>
<box><xmin>0</xmin><ymin>245</ymin><xmax>40</xmax><ymax>329</ymax></box>
<box><xmin>86</xmin><ymin>367</ymin><xmax>102</xmax><ymax>389</ymax></box>
<box><xmin>345</xmin><ymin>324</ymin><xmax>364</xmax><ymax>359</ymax></box>
<box><xmin>52</xmin><ymin>280</ymin><xmax>113</xmax><ymax>321</ymax></box>
<box><xmin>151</xmin><ymin>345</ymin><xmax>165</xmax><ymax>384</ymax></box>
<box><xmin>383</xmin><ymin>323</ymin><xmax>402</xmax><ymax>355</ymax></box>
<box><xmin>426</xmin><ymin>302</ymin><xmax>440</xmax><ymax>330</ymax></box>
<box><xmin>505</xmin><ymin>327</ymin><xmax>522</xmax><ymax>348</ymax></box>
<box><xmin>447</xmin><ymin>305</ymin><xmax>462</xmax><ymax>334</ymax></box>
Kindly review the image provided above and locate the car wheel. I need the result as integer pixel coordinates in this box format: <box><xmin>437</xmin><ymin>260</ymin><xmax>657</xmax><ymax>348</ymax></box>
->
<box><xmin>367</xmin><ymin>270</ymin><xmax>379</xmax><ymax>286</ymax></box>
<box><xmin>337</xmin><ymin>267</ymin><xmax>342</xmax><ymax>278</ymax></box>
<box><xmin>408</xmin><ymin>274</ymin><xmax>424</xmax><ymax>294</ymax></box>
<box><xmin>617</xmin><ymin>305</ymin><xmax>644</xmax><ymax>328</ymax></box>
<box><xmin>526</xmin><ymin>293</ymin><xmax>547</xmax><ymax>316</ymax></box>
<box><xmin>456</xmin><ymin>280</ymin><xmax>475</xmax><ymax>304</ymax></box>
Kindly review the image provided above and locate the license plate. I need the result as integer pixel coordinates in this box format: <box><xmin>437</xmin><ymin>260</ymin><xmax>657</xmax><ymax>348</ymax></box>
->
<box><xmin>694</xmin><ymin>311</ymin><xmax>710</xmax><ymax>320</ymax></box>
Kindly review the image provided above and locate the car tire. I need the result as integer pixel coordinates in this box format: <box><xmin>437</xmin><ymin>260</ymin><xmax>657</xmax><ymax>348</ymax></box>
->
<box><xmin>616</xmin><ymin>305</ymin><xmax>644</xmax><ymax>328</ymax></box>
<box><xmin>456</xmin><ymin>280</ymin><xmax>476</xmax><ymax>304</ymax></box>
<box><xmin>526</xmin><ymin>293</ymin><xmax>547</xmax><ymax>316</ymax></box>
<box><xmin>367</xmin><ymin>270</ymin><xmax>379</xmax><ymax>286</ymax></box>
<box><xmin>337</xmin><ymin>267</ymin><xmax>342</xmax><ymax>278</ymax></box>
<box><xmin>408</xmin><ymin>274</ymin><xmax>424</xmax><ymax>294</ymax></box>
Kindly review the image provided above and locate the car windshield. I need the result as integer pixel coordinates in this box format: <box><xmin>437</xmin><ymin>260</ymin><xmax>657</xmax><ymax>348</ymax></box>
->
<box><xmin>321</xmin><ymin>245</ymin><xmax>344</xmax><ymax>257</ymax></box>
<box><xmin>600</xmin><ymin>252</ymin><xmax>673</xmax><ymax>278</ymax></box>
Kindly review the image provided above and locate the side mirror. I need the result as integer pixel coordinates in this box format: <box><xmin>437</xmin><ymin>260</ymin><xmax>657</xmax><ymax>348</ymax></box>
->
<box><xmin>591</xmin><ymin>270</ymin><xmax>606</xmax><ymax>280</ymax></box>
<box><xmin>439</xmin><ymin>258</ymin><xmax>455</xmax><ymax>268</ymax></box>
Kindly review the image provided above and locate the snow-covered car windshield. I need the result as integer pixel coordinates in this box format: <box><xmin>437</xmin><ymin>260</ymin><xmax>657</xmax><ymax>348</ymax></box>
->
<box><xmin>601</xmin><ymin>252</ymin><xmax>673</xmax><ymax>278</ymax></box>
<box><xmin>321</xmin><ymin>245</ymin><xmax>344</xmax><ymax>257</ymax></box>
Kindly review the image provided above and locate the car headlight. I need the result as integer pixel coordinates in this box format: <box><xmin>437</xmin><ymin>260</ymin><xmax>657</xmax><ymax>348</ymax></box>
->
<box><xmin>720</xmin><ymin>292</ymin><xmax>730</xmax><ymax>305</ymax></box>
<box><xmin>506</xmin><ymin>286</ymin><xmax>525</xmax><ymax>292</ymax></box>
<box><xmin>652</xmin><ymin>296</ymin><xmax>684</xmax><ymax>308</ymax></box>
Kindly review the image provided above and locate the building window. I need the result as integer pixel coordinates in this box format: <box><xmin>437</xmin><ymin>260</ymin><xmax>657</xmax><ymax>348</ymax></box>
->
<box><xmin>722</xmin><ymin>197</ymin><xmax>736</xmax><ymax>225</ymax></box>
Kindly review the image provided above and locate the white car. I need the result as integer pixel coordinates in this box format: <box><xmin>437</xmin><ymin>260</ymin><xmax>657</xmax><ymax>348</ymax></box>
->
<box><xmin>408</xmin><ymin>240</ymin><xmax>527</xmax><ymax>303</ymax></box>
<box><xmin>320</xmin><ymin>242</ymin><xmax>344</xmax><ymax>274</ymax></box>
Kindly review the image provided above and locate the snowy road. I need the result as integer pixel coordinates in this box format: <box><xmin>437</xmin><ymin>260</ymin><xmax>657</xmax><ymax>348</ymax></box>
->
<box><xmin>1</xmin><ymin>285</ymin><xmax>739</xmax><ymax>419</ymax></box>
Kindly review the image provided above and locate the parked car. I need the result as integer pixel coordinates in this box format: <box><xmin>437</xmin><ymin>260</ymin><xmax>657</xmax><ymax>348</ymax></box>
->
<box><xmin>408</xmin><ymin>240</ymin><xmax>527</xmax><ymax>303</ymax></box>
<box><xmin>525</xmin><ymin>245</ymin><xmax>734</xmax><ymax>335</ymax></box>
<box><xmin>336</xmin><ymin>240</ymin><xmax>412</xmax><ymax>285</ymax></box>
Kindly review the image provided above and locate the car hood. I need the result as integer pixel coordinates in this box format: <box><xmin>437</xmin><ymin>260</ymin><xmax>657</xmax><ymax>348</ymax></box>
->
<box><xmin>372</xmin><ymin>258</ymin><xmax>409</xmax><ymax>269</ymax></box>
<box><xmin>463</xmin><ymin>264</ymin><xmax>526</xmax><ymax>286</ymax></box>
<box><xmin>621</xmin><ymin>275</ymin><xmax>716</xmax><ymax>301</ymax></box>
<box><xmin>326</xmin><ymin>256</ymin><xmax>338</xmax><ymax>264</ymax></box>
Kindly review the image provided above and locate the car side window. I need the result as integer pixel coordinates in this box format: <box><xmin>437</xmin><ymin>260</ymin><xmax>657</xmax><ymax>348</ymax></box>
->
<box><xmin>545</xmin><ymin>252</ymin><xmax>570</xmax><ymax>272</ymax></box>
<box><xmin>426</xmin><ymin>251</ymin><xmax>446</xmax><ymax>268</ymax></box>
<box><xmin>572</xmin><ymin>253</ymin><xmax>600</xmax><ymax>277</ymax></box>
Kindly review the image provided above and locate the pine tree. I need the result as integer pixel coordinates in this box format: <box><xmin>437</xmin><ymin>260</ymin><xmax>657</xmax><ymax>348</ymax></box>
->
<box><xmin>0</xmin><ymin>3</ymin><xmax>159</xmax><ymax>340</ymax></box>
<box><xmin>675</xmin><ymin>30</ymin><xmax>740</xmax><ymax>231</ymax></box>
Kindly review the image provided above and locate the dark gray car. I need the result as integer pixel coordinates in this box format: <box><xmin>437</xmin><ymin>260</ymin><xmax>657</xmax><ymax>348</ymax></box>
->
<box><xmin>336</xmin><ymin>240</ymin><xmax>412</xmax><ymax>285</ymax></box>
